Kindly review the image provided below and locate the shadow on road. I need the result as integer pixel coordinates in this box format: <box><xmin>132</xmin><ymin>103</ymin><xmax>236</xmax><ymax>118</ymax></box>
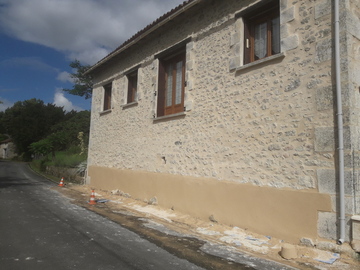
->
<box><xmin>0</xmin><ymin>176</ymin><xmax>43</xmax><ymax>189</ymax></box>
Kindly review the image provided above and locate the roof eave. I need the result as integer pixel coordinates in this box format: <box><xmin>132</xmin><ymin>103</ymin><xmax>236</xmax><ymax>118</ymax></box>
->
<box><xmin>86</xmin><ymin>0</ymin><xmax>201</xmax><ymax>75</ymax></box>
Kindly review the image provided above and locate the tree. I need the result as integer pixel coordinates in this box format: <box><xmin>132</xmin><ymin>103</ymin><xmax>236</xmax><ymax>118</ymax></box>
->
<box><xmin>50</xmin><ymin>110</ymin><xmax>90</xmax><ymax>147</ymax></box>
<box><xmin>0</xmin><ymin>111</ymin><xmax>7</xmax><ymax>142</ymax></box>
<box><xmin>63</xmin><ymin>60</ymin><xmax>93</xmax><ymax>99</ymax></box>
<box><xmin>29</xmin><ymin>132</ymin><xmax>67</xmax><ymax>159</ymax></box>
<box><xmin>29</xmin><ymin>137</ymin><xmax>54</xmax><ymax>157</ymax></box>
<box><xmin>0</xmin><ymin>98</ymin><xmax>91</xmax><ymax>161</ymax></box>
<box><xmin>2</xmin><ymin>99</ymin><xmax>66</xmax><ymax>160</ymax></box>
<box><xmin>29</xmin><ymin>110</ymin><xmax>90</xmax><ymax>159</ymax></box>
<box><xmin>0</xmin><ymin>111</ymin><xmax>6</xmax><ymax>134</ymax></box>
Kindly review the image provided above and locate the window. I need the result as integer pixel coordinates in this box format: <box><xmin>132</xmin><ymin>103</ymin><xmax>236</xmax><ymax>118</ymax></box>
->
<box><xmin>243</xmin><ymin>1</ymin><xmax>280</xmax><ymax>64</ymax></box>
<box><xmin>127</xmin><ymin>71</ymin><xmax>138</xmax><ymax>104</ymax></box>
<box><xmin>157</xmin><ymin>49</ymin><xmax>186</xmax><ymax>117</ymax></box>
<box><xmin>103</xmin><ymin>82</ymin><xmax>112</xmax><ymax>111</ymax></box>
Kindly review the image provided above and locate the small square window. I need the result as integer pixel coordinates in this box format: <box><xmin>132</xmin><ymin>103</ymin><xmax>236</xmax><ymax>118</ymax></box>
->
<box><xmin>127</xmin><ymin>71</ymin><xmax>138</xmax><ymax>104</ymax></box>
<box><xmin>243</xmin><ymin>1</ymin><xmax>280</xmax><ymax>64</ymax></box>
<box><xmin>103</xmin><ymin>82</ymin><xmax>112</xmax><ymax>111</ymax></box>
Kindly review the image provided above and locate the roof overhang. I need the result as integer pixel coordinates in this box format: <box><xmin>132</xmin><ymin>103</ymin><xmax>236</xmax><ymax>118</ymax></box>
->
<box><xmin>86</xmin><ymin>0</ymin><xmax>202</xmax><ymax>75</ymax></box>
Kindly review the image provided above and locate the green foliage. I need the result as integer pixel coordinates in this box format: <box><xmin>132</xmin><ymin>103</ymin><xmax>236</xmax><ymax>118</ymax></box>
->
<box><xmin>34</xmin><ymin>146</ymin><xmax>86</xmax><ymax>167</ymax></box>
<box><xmin>0</xmin><ymin>134</ymin><xmax>6</xmax><ymax>142</ymax></box>
<box><xmin>50</xmin><ymin>110</ymin><xmax>90</xmax><ymax>149</ymax></box>
<box><xmin>29</xmin><ymin>138</ymin><xmax>53</xmax><ymax>156</ymax></box>
<box><xmin>48</xmin><ymin>132</ymin><xmax>68</xmax><ymax>153</ymax></box>
<box><xmin>63</xmin><ymin>60</ymin><xmax>93</xmax><ymax>99</ymax></box>
<box><xmin>2</xmin><ymin>99</ymin><xmax>66</xmax><ymax>160</ymax></box>
<box><xmin>0</xmin><ymin>98</ymin><xmax>90</xmax><ymax>161</ymax></box>
<box><xmin>0</xmin><ymin>111</ymin><xmax>5</xmax><ymax>134</ymax></box>
<box><xmin>31</xmin><ymin>159</ymin><xmax>49</xmax><ymax>172</ymax></box>
<box><xmin>0</xmin><ymin>112</ymin><xmax>7</xmax><ymax>142</ymax></box>
<box><xmin>29</xmin><ymin>132</ymin><xmax>68</xmax><ymax>159</ymax></box>
<box><xmin>0</xmin><ymin>133</ymin><xmax>8</xmax><ymax>142</ymax></box>
<box><xmin>31</xmin><ymin>145</ymin><xmax>87</xmax><ymax>175</ymax></box>
<box><xmin>51</xmin><ymin>150</ymin><xmax>87</xmax><ymax>168</ymax></box>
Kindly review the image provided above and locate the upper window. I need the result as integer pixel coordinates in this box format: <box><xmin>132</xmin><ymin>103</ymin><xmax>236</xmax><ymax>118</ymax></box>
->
<box><xmin>103</xmin><ymin>82</ymin><xmax>112</xmax><ymax>111</ymax></box>
<box><xmin>157</xmin><ymin>49</ymin><xmax>186</xmax><ymax>117</ymax></box>
<box><xmin>243</xmin><ymin>1</ymin><xmax>280</xmax><ymax>64</ymax></box>
<box><xmin>127</xmin><ymin>70</ymin><xmax>138</xmax><ymax>104</ymax></box>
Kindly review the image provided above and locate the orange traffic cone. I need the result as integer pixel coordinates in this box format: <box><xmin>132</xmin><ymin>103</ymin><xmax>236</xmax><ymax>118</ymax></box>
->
<box><xmin>58</xmin><ymin>177</ymin><xmax>65</xmax><ymax>187</ymax></box>
<box><xmin>88</xmin><ymin>189</ymin><xmax>97</xmax><ymax>205</ymax></box>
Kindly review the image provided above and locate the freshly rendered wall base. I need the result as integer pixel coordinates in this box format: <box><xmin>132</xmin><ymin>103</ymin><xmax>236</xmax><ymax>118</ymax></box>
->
<box><xmin>88</xmin><ymin>165</ymin><xmax>332</xmax><ymax>243</ymax></box>
<box><xmin>351</xmin><ymin>215</ymin><xmax>360</xmax><ymax>252</ymax></box>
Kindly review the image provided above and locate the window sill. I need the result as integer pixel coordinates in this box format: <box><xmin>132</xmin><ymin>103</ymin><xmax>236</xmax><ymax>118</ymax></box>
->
<box><xmin>121</xmin><ymin>101</ymin><xmax>138</xmax><ymax>109</ymax></box>
<box><xmin>99</xmin><ymin>109</ymin><xmax>112</xmax><ymax>116</ymax></box>
<box><xmin>153</xmin><ymin>112</ymin><xmax>186</xmax><ymax>122</ymax></box>
<box><xmin>236</xmin><ymin>52</ymin><xmax>285</xmax><ymax>72</ymax></box>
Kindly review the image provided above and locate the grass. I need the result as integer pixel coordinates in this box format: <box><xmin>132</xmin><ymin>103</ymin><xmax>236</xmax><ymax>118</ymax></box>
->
<box><xmin>50</xmin><ymin>151</ymin><xmax>87</xmax><ymax>168</ymax></box>
<box><xmin>31</xmin><ymin>147</ymin><xmax>87</xmax><ymax>172</ymax></box>
<box><xmin>30</xmin><ymin>148</ymin><xmax>87</xmax><ymax>184</ymax></box>
<box><xmin>28</xmin><ymin>162</ymin><xmax>61</xmax><ymax>183</ymax></box>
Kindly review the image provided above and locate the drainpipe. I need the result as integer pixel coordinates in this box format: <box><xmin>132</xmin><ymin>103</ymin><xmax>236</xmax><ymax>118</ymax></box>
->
<box><xmin>334</xmin><ymin>0</ymin><xmax>345</xmax><ymax>245</ymax></box>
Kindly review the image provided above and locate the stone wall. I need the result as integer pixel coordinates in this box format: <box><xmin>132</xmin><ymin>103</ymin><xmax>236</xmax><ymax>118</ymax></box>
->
<box><xmin>87</xmin><ymin>0</ymin><xmax>360</xmax><ymax>243</ymax></box>
<box><xmin>46</xmin><ymin>166</ymin><xmax>84</xmax><ymax>184</ymax></box>
<box><xmin>0</xmin><ymin>141</ymin><xmax>17</xmax><ymax>159</ymax></box>
<box><xmin>314</xmin><ymin>0</ymin><xmax>360</xmax><ymax>241</ymax></box>
<box><xmin>347</xmin><ymin>0</ymin><xmax>360</xmax><ymax>217</ymax></box>
<box><xmin>90</xmin><ymin>0</ymin><xmax>326</xmax><ymax>189</ymax></box>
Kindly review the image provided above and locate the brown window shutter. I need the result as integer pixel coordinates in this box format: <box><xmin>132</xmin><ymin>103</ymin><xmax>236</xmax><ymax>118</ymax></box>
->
<box><xmin>157</xmin><ymin>61</ymin><xmax>166</xmax><ymax>117</ymax></box>
<box><xmin>103</xmin><ymin>83</ymin><xmax>112</xmax><ymax>111</ymax></box>
<box><xmin>127</xmin><ymin>72</ymin><xmax>137</xmax><ymax>103</ymax></box>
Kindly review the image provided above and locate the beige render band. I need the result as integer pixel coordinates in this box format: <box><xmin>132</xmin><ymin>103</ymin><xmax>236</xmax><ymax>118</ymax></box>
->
<box><xmin>88</xmin><ymin>165</ymin><xmax>332</xmax><ymax>243</ymax></box>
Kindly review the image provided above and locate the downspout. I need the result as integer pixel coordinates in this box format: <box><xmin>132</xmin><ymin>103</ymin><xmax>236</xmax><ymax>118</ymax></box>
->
<box><xmin>334</xmin><ymin>0</ymin><xmax>345</xmax><ymax>245</ymax></box>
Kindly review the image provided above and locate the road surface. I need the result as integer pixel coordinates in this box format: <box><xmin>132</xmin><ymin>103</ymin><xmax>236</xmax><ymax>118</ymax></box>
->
<box><xmin>0</xmin><ymin>161</ymin><xmax>206</xmax><ymax>270</ymax></box>
<box><xmin>0</xmin><ymin>161</ymin><xmax>300</xmax><ymax>270</ymax></box>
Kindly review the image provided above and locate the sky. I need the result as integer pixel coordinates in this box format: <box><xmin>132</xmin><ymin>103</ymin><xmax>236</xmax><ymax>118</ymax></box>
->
<box><xmin>0</xmin><ymin>0</ymin><xmax>185</xmax><ymax>112</ymax></box>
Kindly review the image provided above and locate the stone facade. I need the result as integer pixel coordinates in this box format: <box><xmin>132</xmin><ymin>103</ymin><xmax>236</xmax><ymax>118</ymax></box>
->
<box><xmin>0</xmin><ymin>139</ymin><xmax>17</xmax><ymax>159</ymax></box>
<box><xmin>87</xmin><ymin>0</ymin><xmax>360</xmax><ymax>245</ymax></box>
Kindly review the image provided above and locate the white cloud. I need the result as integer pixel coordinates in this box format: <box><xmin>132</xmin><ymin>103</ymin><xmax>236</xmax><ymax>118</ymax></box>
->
<box><xmin>0</xmin><ymin>97</ymin><xmax>14</xmax><ymax>112</ymax></box>
<box><xmin>0</xmin><ymin>0</ymin><xmax>185</xmax><ymax>64</ymax></box>
<box><xmin>53</xmin><ymin>89</ymin><xmax>83</xmax><ymax>112</ymax></box>
<box><xmin>56</xmin><ymin>71</ymin><xmax>73</xmax><ymax>83</ymax></box>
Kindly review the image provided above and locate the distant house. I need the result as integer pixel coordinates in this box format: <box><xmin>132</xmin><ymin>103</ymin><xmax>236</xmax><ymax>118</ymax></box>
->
<box><xmin>0</xmin><ymin>138</ymin><xmax>17</xmax><ymax>159</ymax></box>
<box><xmin>85</xmin><ymin>0</ymin><xmax>360</xmax><ymax>248</ymax></box>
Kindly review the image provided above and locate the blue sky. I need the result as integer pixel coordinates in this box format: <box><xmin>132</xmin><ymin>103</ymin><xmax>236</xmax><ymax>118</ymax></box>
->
<box><xmin>0</xmin><ymin>0</ymin><xmax>184</xmax><ymax>112</ymax></box>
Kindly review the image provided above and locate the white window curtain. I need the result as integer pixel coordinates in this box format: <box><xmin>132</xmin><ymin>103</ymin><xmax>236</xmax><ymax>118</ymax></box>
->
<box><xmin>166</xmin><ymin>64</ymin><xmax>173</xmax><ymax>107</ymax></box>
<box><xmin>175</xmin><ymin>61</ymin><xmax>183</xmax><ymax>105</ymax></box>
<box><xmin>254</xmin><ymin>22</ymin><xmax>267</xmax><ymax>59</ymax></box>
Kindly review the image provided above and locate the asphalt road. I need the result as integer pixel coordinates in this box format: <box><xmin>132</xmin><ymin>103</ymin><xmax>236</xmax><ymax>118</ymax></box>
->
<box><xmin>0</xmin><ymin>161</ymin><xmax>301</xmax><ymax>270</ymax></box>
<box><xmin>0</xmin><ymin>161</ymin><xmax>206</xmax><ymax>270</ymax></box>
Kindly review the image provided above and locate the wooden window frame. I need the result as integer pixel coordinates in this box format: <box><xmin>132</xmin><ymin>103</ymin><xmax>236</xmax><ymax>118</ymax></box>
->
<box><xmin>127</xmin><ymin>70</ymin><xmax>138</xmax><ymax>104</ymax></box>
<box><xmin>157</xmin><ymin>49</ymin><xmax>186</xmax><ymax>117</ymax></box>
<box><xmin>103</xmin><ymin>82</ymin><xmax>112</xmax><ymax>111</ymax></box>
<box><xmin>243</xmin><ymin>1</ymin><xmax>280</xmax><ymax>64</ymax></box>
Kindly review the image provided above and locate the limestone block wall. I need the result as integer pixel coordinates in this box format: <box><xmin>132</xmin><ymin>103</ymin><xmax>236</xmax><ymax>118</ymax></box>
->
<box><xmin>90</xmin><ymin>0</ymin><xmax>329</xmax><ymax>189</ymax></box>
<box><xmin>346</xmin><ymin>0</ymin><xmax>360</xmax><ymax>216</ymax></box>
<box><xmin>313</xmin><ymin>0</ymin><xmax>360</xmax><ymax>241</ymax></box>
<box><xmin>87</xmin><ymin>0</ymin><xmax>359</xmax><ymax>242</ymax></box>
<box><xmin>0</xmin><ymin>141</ymin><xmax>16</xmax><ymax>159</ymax></box>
